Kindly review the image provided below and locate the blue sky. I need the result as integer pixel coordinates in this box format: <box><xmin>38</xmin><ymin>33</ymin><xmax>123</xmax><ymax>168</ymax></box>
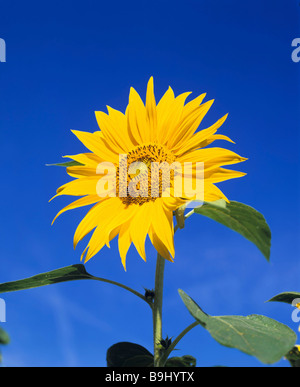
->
<box><xmin>0</xmin><ymin>0</ymin><xmax>299</xmax><ymax>367</ymax></box>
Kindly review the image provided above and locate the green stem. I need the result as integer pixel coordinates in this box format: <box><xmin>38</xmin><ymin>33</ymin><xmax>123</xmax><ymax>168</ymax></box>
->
<box><xmin>90</xmin><ymin>275</ymin><xmax>151</xmax><ymax>307</ymax></box>
<box><xmin>152</xmin><ymin>253</ymin><xmax>166</xmax><ymax>367</ymax></box>
<box><xmin>160</xmin><ymin>321</ymin><xmax>199</xmax><ymax>366</ymax></box>
<box><xmin>152</xmin><ymin>208</ymin><xmax>196</xmax><ymax>366</ymax></box>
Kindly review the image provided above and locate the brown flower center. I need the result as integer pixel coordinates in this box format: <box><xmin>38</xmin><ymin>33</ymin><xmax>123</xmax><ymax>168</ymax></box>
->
<box><xmin>116</xmin><ymin>144</ymin><xmax>176</xmax><ymax>206</ymax></box>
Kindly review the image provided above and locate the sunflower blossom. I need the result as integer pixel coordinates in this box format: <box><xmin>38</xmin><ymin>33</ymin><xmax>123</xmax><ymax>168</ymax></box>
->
<box><xmin>51</xmin><ymin>77</ymin><xmax>246</xmax><ymax>270</ymax></box>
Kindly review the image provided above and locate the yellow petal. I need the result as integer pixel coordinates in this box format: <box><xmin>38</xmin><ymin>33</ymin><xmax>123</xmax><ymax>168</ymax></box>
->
<box><xmin>51</xmin><ymin>177</ymin><xmax>100</xmax><ymax>200</ymax></box>
<box><xmin>107</xmin><ymin>106</ymin><xmax>135</xmax><ymax>150</ymax></box>
<box><xmin>63</xmin><ymin>152</ymin><xmax>102</xmax><ymax>167</ymax></box>
<box><xmin>178</xmin><ymin>147</ymin><xmax>247</xmax><ymax>170</ymax></box>
<box><xmin>83</xmin><ymin>225</ymin><xmax>108</xmax><ymax>263</ymax></box>
<box><xmin>66</xmin><ymin>166</ymin><xmax>98</xmax><ymax>178</ymax></box>
<box><xmin>145</xmin><ymin>77</ymin><xmax>157</xmax><ymax>142</ymax></box>
<box><xmin>162</xmin><ymin>197</ymin><xmax>187</xmax><ymax>212</ymax></box>
<box><xmin>104</xmin><ymin>203</ymin><xmax>138</xmax><ymax>247</ymax></box>
<box><xmin>156</xmin><ymin>86</ymin><xmax>175</xmax><ymax>130</ymax></box>
<box><xmin>118</xmin><ymin>221</ymin><xmax>133</xmax><ymax>271</ymax></box>
<box><xmin>204</xmin><ymin>183</ymin><xmax>229</xmax><ymax>202</ymax></box>
<box><xmin>73</xmin><ymin>198</ymin><xmax>116</xmax><ymax>248</ymax></box>
<box><xmin>80</xmin><ymin>245</ymin><xmax>89</xmax><ymax>262</ymax></box>
<box><xmin>148</xmin><ymin>225</ymin><xmax>173</xmax><ymax>261</ymax></box>
<box><xmin>173</xmin><ymin>113</ymin><xmax>227</xmax><ymax>155</ymax></box>
<box><xmin>168</xmin><ymin>100</ymin><xmax>214</xmax><ymax>150</ymax></box>
<box><xmin>51</xmin><ymin>195</ymin><xmax>100</xmax><ymax>225</ymax></box>
<box><xmin>71</xmin><ymin>130</ymin><xmax>119</xmax><ymax>163</ymax></box>
<box><xmin>157</xmin><ymin>92</ymin><xmax>192</xmax><ymax>144</ymax></box>
<box><xmin>76</xmin><ymin>199</ymin><xmax>138</xmax><ymax>264</ymax></box>
<box><xmin>205</xmin><ymin>167</ymin><xmax>247</xmax><ymax>184</ymax></box>
<box><xmin>197</xmin><ymin>133</ymin><xmax>235</xmax><ymax>149</ymax></box>
<box><xmin>130</xmin><ymin>201</ymin><xmax>153</xmax><ymax>261</ymax></box>
<box><xmin>181</xmin><ymin>93</ymin><xmax>206</xmax><ymax>118</ymax></box>
<box><xmin>151</xmin><ymin>200</ymin><xmax>175</xmax><ymax>258</ymax></box>
<box><xmin>95</xmin><ymin>110</ymin><xmax>128</xmax><ymax>153</ymax></box>
<box><xmin>127</xmin><ymin>87</ymin><xmax>149</xmax><ymax>143</ymax></box>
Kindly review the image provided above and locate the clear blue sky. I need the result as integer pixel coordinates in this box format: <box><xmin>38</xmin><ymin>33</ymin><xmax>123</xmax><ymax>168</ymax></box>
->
<box><xmin>0</xmin><ymin>0</ymin><xmax>299</xmax><ymax>367</ymax></box>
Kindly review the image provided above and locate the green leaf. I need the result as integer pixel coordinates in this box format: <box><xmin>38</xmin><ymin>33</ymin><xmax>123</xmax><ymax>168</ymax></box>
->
<box><xmin>0</xmin><ymin>264</ymin><xmax>93</xmax><ymax>293</ymax></box>
<box><xmin>194</xmin><ymin>200</ymin><xmax>271</xmax><ymax>260</ymax></box>
<box><xmin>165</xmin><ymin>355</ymin><xmax>196</xmax><ymax>367</ymax></box>
<box><xmin>179</xmin><ymin>289</ymin><xmax>296</xmax><ymax>364</ymax></box>
<box><xmin>267</xmin><ymin>292</ymin><xmax>300</xmax><ymax>305</ymax></box>
<box><xmin>204</xmin><ymin>199</ymin><xmax>227</xmax><ymax>209</ymax></box>
<box><xmin>0</xmin><ymin>265</ymin><xmax>148</xmax><ymax>304</ymax></box>
<box><xmin>178</xmin><ymin>289</ymin><xmax>209</xmax><ymax>326</ymax></box>
<box><xmin>106</xmin><ymin>342</ymin><xmax>153</xmax><ymax>367</ymax></box>
<box><xmin>122</xmin><ymin>355</ymin><xmax>154</xmax><ymax>367</ymax></box>
<box><xmin>0</xmin><ymin>328</ymin><xmax>10</xmax><ymax>345</ymax></box>
<box><xmin>46</xmin><ymin>160</ymin><xmax>83</xmax><ymax>167</ymax></box>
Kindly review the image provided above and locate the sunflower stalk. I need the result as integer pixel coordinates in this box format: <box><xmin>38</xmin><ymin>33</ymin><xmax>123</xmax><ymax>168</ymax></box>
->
<box><xmin>152</xmin><ymin>252</ymin><xmax>166</xmax><ymax>367</ymax></box>
<box><xmin>159</xmin><ymin>321</ymin><xmax>199</xmax><ymax>365</ymax></box>
<box><xmin>152</xmin><ymin>207</ymin><xmax>192</xmax><ymax>366</ymax></box>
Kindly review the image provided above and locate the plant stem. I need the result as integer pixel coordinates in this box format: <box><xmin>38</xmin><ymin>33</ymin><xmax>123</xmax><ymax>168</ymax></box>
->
<box><xmin>152</xmin><ymin>253</ymin><xmax>166</xmax><ymax>367</ymax></box>
<box><xmin>152</xmin><ymin>208</ymin><xmax>196</xmax><ymax>366</ymax></box>
<box><xmin>159</xmin><ymin>321</ymin><xmax>199</xmax><ymax>366</ymax></box>
<box><xmin>90</xmin><ymin>275</ymin><xmax>151</xmax><ymax>307</ymax></box>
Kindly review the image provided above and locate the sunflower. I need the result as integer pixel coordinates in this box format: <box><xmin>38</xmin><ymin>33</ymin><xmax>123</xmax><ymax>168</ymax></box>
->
<box><xmin>51</xmin><ymin>77</ymin><xmax>246</xmax><ymax>270</ymax></box>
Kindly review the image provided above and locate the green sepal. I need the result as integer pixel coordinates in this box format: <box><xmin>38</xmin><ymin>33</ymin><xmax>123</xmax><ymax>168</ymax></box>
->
<box><xmin>46</xmin><ymin>160</ymin><xmax>83</xmax><ymax>167</ymax></box>
<box><xmin>267</xmin><ymin>292</ymin><xmax>300</xmax><ymax>305</ymax></box>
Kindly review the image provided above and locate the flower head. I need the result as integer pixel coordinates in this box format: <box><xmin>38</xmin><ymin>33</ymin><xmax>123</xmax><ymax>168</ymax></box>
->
<box><xmin>52</xmin><ymin>78</ymin><xmax>246</xmax><ymax>270</ymax></box>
